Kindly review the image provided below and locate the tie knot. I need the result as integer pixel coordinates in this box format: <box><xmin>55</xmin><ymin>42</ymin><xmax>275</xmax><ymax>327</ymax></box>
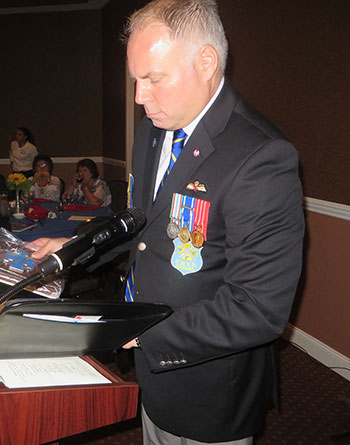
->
<box><xmin>173</xmin><ymin>128</ymin><xmax>187</xmax><ymax>145</ymax></box>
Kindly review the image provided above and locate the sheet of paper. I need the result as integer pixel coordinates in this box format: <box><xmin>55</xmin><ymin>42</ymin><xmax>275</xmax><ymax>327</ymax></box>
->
<box><xmin>68</xmin><ymin>215</ymin><xmax>96</xmax><ymax>221</ymax></box>
<box><xmin>23</xmin><ymin>314</ymin><xmax>104</xmax><ymax>323</ymax></box>
<box><xmin>0</xmin><ymin>356</ymin><xmax>111</xmax><ymax>388</ymax></box>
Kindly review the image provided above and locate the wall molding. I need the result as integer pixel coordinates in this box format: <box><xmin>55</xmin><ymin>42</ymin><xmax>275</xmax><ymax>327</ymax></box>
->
<box><xmin>304</xmin><ymin>197</ymin><xmax>350</xmax><ymax>221</ymax></box>
<box><xmin>0</xmin><ymin>157</ymin><xmax>126</xmax><ymax>168</ymax></box>
<box><xmin>102</xmin><ymin>157</ymin><xmax>126</xmax><ymax>169</ymax></box>
<box><xmin>283</xmin><ymin>323</ymin><xmax>349</xmax><ymax>381</ymax></box>
<box><xmin>52</xmin><ymin>157</ymin><xmax>102</xmax><ymax>164</ymax></box>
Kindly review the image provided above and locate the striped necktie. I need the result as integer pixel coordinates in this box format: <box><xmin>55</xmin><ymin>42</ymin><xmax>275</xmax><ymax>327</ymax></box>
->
<box><xmin>157</xmin><ymin>128</ymin><xmax>187</xmax><ymax>196</ymax></box>
<box><xmin>125</xmin><ymin>129</ymin><xmax>187</xmax><ymax>302</ymax></box>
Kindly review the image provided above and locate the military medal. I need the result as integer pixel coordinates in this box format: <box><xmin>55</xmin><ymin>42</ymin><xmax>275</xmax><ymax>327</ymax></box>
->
<box><xmin>190</xmin><ymin>229</ymin><xmax>204</xmax><ymax>248</ymax></box>
<box><xmin>167</xmin><ymin>218</ymin><xmax>179</xmax><ymax>239</ymax></box>
<box><xmin>178</xmin><ymin>226</ymin><xmax>191</xmax><ymax>243</ymax></box>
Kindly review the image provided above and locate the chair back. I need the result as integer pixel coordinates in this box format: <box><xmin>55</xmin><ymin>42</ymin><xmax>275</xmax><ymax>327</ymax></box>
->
<box><xmin>107</xmin><ymin>179</ymin><xmax>128</xmax><ymax>213</ymax></box>
<box><xmin>59</xmin><ymin>177</ymin><xmax>65</xmax><ymax>199</ymax></box>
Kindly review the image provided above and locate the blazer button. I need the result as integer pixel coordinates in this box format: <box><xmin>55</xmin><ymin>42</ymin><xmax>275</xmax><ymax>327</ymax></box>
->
<box><xmin>180</xmin><ymin>359</ymin><xmax>187</xmax><ymax>364</ymax></box>
<box><xmin>166</xmin><ymin>360</ymin><xmax>173</xmax><ymax>365</ymax></box>
<box><xmin>138</xmin><ymin>242</ymin><xmax>147</xmax><ymax>251</ymax></box>
<box><xmin>160</xmin><ymin>361</ymin><xmax>166</xmax><ymax>366</ymax></box>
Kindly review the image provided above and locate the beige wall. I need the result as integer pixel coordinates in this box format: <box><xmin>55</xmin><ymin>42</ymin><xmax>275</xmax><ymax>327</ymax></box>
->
<box><xmin>290</xmin><ymin>211</ymin><xmax>349</xmax><ymax>357</ymax></box>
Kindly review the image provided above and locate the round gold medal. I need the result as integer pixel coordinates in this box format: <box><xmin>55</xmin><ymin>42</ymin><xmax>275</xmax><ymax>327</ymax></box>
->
<box><xmin>178</xmin><ymin>227</ymin><xmax>191</xmax><ymax>243</ymax></box>
<box><xmin>190</xmin><ymin>230</ymin><xmax>204</xmax><ymax>248</ymax></box>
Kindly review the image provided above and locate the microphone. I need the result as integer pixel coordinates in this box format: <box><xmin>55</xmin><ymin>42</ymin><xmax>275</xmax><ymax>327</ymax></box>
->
<box><xmin>36</xmin><ymin>207</ymin><xmax>146</xmax><ymax>277</ymax></box>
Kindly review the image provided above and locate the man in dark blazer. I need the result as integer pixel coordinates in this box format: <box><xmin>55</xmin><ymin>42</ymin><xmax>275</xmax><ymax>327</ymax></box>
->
<box><xmin>121</xmin><ymin>0</ymin><xmax>305</xmax><ymax>443</ymax></box>
<box><xmin>32</xmin><ymin>0</ymin><xmax>304</xmax><ymax>443</ymax></box>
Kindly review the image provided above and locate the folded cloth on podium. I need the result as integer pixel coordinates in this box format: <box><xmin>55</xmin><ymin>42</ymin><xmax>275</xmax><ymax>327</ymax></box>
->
<box><xmin>0</xmin><ymin>298</ymin><xmax>172</xmax><ymax>358</ymax></box>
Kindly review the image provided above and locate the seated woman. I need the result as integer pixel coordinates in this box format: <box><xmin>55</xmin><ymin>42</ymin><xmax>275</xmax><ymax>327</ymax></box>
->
<box><xmin>29</xmin><ymin>155</ymin><xmax>61</xmax><ymax>201</ymax></box>
<box><xmin>63</xmin><ymin>158</ymin><xmax>111</xmax><ymax>207</ymax></box>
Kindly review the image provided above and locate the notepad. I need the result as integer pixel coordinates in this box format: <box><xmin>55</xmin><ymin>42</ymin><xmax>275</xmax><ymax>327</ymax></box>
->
<box><xmin>0</xmin><ymin>356</ymin><xmax>111</xmax><ymax>388</ymax></box>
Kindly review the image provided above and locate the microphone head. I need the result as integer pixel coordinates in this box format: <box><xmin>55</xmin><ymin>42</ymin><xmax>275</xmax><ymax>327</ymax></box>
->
<box><xmin>120</xmin><ymin>207</ymin><xmax>146</xmax><ymax>233</ymax></box>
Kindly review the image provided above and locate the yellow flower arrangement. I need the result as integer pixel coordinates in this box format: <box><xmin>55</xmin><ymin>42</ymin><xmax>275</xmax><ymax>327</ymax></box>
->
<box><xmin>7</xmin><ymin>173</ymin><xmax>34</xmax><ymax>192</ymax></box>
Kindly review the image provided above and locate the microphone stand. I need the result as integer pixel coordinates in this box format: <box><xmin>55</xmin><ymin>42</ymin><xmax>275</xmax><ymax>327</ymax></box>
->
<box><xmin>0</xmin><ymin>271</ymin><xmax>44</xmax><ymax>310</ymax></box>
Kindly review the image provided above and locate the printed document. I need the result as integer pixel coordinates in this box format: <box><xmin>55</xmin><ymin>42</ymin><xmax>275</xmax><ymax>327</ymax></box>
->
<box><xmin>0</xmin><ymin>356</ymin><xmax>111</xmax><ymax>388</ymax></box>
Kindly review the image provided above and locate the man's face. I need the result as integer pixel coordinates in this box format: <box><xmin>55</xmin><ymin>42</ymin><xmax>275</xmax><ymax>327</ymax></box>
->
<box><xmin>127</xmin><ymin>23</ymin><xmax>209</xmax><ymax>131</ymax></box>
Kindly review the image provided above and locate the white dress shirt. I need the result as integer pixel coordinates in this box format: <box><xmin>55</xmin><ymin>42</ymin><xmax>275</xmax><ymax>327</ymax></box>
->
<box><xmin>153</xmin><ymin>77</ymin><xmax>224</xmax><ymax>199</ymax></box>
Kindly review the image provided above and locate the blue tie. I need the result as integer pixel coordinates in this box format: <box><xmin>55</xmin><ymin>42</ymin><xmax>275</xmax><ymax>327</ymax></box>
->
<box><xmin>125</xmin><ymin>262</ymin><xmax>135</xmax><ymax>302</ymax></box>
<box><xmin>157</xmin><ymin>128</ymin><xmax>187</xmax><ymax>195</ymax></box>
<box><xmin>125</xmin><ymin>129</ymin><xmax>187</xmax><ymax>302</ymax></box>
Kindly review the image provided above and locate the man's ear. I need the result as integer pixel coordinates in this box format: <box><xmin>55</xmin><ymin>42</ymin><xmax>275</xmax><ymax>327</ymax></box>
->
<box><xmin>196</xmin><ymin>44</ymin><xmax>219</xmax><ymax>81</ymax></box>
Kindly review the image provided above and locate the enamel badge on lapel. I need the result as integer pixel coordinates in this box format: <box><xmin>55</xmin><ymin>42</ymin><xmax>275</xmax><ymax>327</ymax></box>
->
<box><xmin>193</xmin><ymin>148</ymin><xmax>200</xmax><ymax>157</ymax></box>
<box><xmin>168</xmin><ymin>193</ymin><xmax>210</xmax><ymax>275</ymax></box>
<box><xmin>186</xmin><ymin>181</ymin><xmax>207</xmax><ymax>193</ymax></box>
<box><xmin>152</xmin><ymin>138</ymin><xmax>157</xmax><ymax>147</ymax></box>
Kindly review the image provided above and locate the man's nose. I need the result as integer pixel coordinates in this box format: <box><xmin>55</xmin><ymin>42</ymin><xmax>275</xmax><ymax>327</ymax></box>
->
<box><xmin>135</xmin><ymin>81</ymin><xmax>151</xmax><ymax>105</ymax></box>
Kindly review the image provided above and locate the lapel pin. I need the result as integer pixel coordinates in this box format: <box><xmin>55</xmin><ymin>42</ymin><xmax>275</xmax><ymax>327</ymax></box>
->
<box><xmin>152</xmin><ymin>138</ymin><xmax>157</xmax><ymax>147</ymax></box>
<box><xmin>186</xmin><ymin>181</ymin><xmax>207</xmax><ymax>193</ymax></box>
<box><xmin>193</xmin><ymin>148</ymin><xmax>200</xmax><ymax>157</ymax></box>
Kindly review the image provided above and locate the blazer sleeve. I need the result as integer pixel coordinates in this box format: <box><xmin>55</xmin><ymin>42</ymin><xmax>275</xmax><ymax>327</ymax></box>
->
<box><xmin>138</xmin><ymin>138</ymin><xmax>305</xmax><ymax>372</ymax></box>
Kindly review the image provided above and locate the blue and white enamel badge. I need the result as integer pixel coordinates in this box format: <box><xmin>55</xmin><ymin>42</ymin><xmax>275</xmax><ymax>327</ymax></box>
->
<box><xmin>171</xmin><ymin>238</ymin><xmax>203</xmax><ymax>276</ymax></box>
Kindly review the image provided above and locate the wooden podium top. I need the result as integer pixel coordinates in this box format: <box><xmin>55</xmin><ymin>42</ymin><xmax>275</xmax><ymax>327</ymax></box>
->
<box><xmin>0</xmin><ymin>356</ymin><xmax>138</xmax><ymax>445</ymax></box>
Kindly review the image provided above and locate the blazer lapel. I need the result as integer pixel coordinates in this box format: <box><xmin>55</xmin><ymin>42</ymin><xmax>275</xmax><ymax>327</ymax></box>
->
<box><xmin>147</xmin><ymin>123</ymin><xmax>215</xmax><ymax>229</ymax></box>
<box><xmin>142</xmin><ymin>127</ymin><xmax>165</xmax><ymax>216</ymax></box>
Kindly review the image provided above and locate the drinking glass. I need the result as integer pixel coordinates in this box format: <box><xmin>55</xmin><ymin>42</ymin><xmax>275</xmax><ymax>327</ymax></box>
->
<box><xmin>64</xmin><ymin>194</ymin><xmax>73</xmax><ymax>205</ymax></box>
<box><xmin>57</xmin><ymin>200</ymin><xmax>65</xmax><ymax>218</ymax></box>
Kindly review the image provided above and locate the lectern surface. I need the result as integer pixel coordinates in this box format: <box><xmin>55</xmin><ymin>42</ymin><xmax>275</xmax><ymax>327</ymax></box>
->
<box><xmin>0</xmin><ymin>356</ymin><xmax>138</xmax><ymax>445</ymax></box>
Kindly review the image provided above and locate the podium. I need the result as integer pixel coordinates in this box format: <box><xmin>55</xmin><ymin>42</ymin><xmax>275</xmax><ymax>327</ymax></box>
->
<box><xmin>0</xmin><ymin>298</ymin><xmax>172</xmax><ymax>442</ymax></box>
<box><xmin>0</xmin><ymin>356</ymin><xmax>138</xmax><ymax>444</ymax></box>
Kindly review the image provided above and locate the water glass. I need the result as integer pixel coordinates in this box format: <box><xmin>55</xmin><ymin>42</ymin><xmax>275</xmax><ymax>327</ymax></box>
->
<box><xmin>64</xmin><ymin>194</ymin><xmax>73</xmax><ymax>205</ymax></box>
<box><xmin>57</xmin><ymin>200</ymin><xmax>65</xmax><ymax>218</ymax></box>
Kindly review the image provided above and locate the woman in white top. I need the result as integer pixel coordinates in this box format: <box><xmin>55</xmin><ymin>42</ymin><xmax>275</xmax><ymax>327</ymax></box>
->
<box><xmin>63</xmin><ymin>158</ymin><xmax>111</xmax><ymax>207</ymax></box>
<box><xmin>9</xmin><ymin>127</ymin><xmax>38</xmax><ymax>178</ymax></box>
<box><xmin>29</xmin><ymin>155</ymin><xmax>61</xmax><ymax>202</ymax></box>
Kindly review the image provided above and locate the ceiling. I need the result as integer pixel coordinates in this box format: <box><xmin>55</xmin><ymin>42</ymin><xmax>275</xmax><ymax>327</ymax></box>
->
<box><xmin>0</xmin><ymin>0</ymin><xmax>110</xmax><ymax>14</ymax></box>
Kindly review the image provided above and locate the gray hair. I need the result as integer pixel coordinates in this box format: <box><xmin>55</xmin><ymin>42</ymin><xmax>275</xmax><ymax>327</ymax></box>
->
<box><xmin>123</xmin><ymin>0</ymin><xmax>228</xmax><ymax>74</ymax></box>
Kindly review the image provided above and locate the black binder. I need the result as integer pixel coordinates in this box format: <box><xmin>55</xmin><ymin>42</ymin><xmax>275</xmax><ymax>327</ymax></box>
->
<box><xmin>0</xmin><ymin>298</ymin><xmax>172</xmax><ymax>358</ymax></box>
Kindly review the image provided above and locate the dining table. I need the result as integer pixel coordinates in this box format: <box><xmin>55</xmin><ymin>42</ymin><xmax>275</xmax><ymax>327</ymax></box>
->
<box><xmin>10</xmin><ymin>201</ymin><xmax>114</xmax><ymax>243</ymax></box>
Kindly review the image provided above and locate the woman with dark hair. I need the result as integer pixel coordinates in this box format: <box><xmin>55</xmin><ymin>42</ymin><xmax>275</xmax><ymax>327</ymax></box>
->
<box><xmin>63</xmin><ymin>158</ymin><xmax>111</xmax><ymax>207</ymax></box>
<box><xmin>29</xmin><ymin>154</ymin><xmax>60</xmax><ymax>201</ymax></box>
<box><xmin>9</xmin><ymin>127</ymin><xmax>38</xmax><ymax>178</ymax></box>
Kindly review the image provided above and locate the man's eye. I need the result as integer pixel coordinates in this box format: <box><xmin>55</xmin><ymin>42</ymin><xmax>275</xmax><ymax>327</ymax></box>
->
<box><xmin>150</xmin><ymin>78</ymin><xmax>161</xmax><ymax>84</ymax></box>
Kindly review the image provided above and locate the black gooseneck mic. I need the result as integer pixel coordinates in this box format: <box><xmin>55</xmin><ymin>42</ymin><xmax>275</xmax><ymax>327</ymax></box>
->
<box><xmin>36</xmin><ymin>207</ymin><xmax>146</xmax><ymax>278</ymax></box>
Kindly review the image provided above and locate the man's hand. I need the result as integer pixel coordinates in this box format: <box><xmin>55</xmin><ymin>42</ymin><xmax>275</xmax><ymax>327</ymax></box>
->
<box><xmin>27</xmin><ymin>237</ymin><xmax>70</xmax><ymax>259</ymax></box>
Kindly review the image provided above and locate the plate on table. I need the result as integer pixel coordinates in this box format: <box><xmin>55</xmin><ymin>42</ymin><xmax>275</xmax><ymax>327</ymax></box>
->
<box><xmin>13</xmin><ymin>213</ymin><xmax>25</xmax><ymax>220</ymax></box>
